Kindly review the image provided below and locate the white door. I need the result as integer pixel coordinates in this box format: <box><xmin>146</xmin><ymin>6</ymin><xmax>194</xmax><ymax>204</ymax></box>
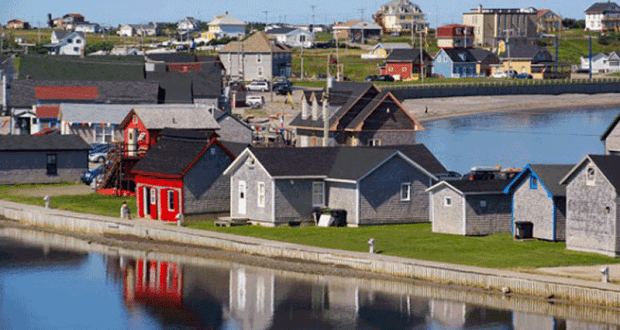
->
<box><xmin>238</xmin><ymin>181</ymin><xmax>246</xmax><ymax>215</ymax></box>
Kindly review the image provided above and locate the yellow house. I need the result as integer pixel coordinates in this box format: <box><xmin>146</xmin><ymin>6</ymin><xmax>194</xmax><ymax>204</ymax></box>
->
<box><xmin>361</xmin><ymin>42</ymin><xmax>411</xmax><ymax>59</ymax></box>
<box><xmin>494</xmin><ymin>44</ymin><xmax>570</xmax><ymax>79</ymax></box>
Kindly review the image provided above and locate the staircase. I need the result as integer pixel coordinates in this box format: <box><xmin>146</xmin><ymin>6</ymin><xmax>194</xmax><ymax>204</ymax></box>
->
<box><xmin>99</xmin><ymin>143</ymin><xmax>123</xmax><ymax>191</ymax></box>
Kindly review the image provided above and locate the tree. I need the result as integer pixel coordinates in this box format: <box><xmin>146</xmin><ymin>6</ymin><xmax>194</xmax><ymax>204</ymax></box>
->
<box><xmin>562</xmin><ymin>18</ymin><xmax>585</xmax><ymax>29</ymax></box>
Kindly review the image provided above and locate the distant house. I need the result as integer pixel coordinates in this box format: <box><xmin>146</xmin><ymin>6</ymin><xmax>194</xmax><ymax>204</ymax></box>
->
<box><xmin>559</xmin><ymin>155</ymin><xmax>620</xmax><ymax>257</ymax></box>
<box><xmin>427</xmin><ymin>180</ymin><xmax>511</xmax><ymax>236</ymax></box>
<box><xmin>74</xmin><ymin>22</ymin><xmax>100</xmax><ymax>33</ymax></box>
<box><xmin>117</xmin><ymin>23</ymin><xmax>159</xmax><ymax>37</ymax></box>
<box><xmin>133</xmin><ymin>128</ymin><xmax>237</xmax><ymax>221</ymax></box>
<box><xmin>289</xmin><ymin>82</ymin><xmax>424</xmax><ymax>147</ymax></box>
<box><xmin>436</xmin><ymin>24</ymin><xmax>474</xmax><ymax>49</ymax></box>
<box><xmin>580</xmin><ymin>52</ymin><xmax>620</xmax><ymax>73</ymax></box>
<box><xmin>0</xmin><ymin>135</ymin><xmax>89</xmax><ymax>185</ymax></box>
<box><xmin>45</xmin><ymin>31</ymin><xmax>86</xmax><ymax>55</ymax></box>
<box><xmin>468</xmin><ymin>48</ymin><xmax>500</xmax><ymax>77</ymax></box>
<box><xmin>218</xmin><ymin>31</ymin><xmax>291</xmax><ymax>81</ymax></box>
<box><xmin>373</xmin><ymin>0</ymin><xmax>428</xmax><ymax>33</ymax></box>
<box><xmin>333</xmin><ymin>20</ymin><xmax>382</xmax><ymax>43</ymax></box>
<box><xmin>504</xmin><ymin>164</ymin><xmax>573</xmax><ymax>241</ymax></box>
<box><xmin>32</xmin><ymin>106</ymin><xmax>60</xmax><ymax>135</ymax></box>
<box><xmin>145</xmin><ymin>53</ymin><xmax>224</xmax><ymax>106</ymax></box>
<box><xmin>433</xmin><ymin>48</ymin><xmax>477</xmax><ymax>78</ymax></box>
<box><xmin>7</xmin><ymin>19</ymin><xmax>30</xmax><ymax>29</ymax></box>
<box><xmin>204</xmin><ymin>13</ymin><xmax>247</xmax><ymax>42</ymax></box>
<box><xmin>536</xmin><ymin>9</ymin><xmax>562</xmax><ymax>33</ymax></box>
<box><xmin>585</xmin><ymin>2</ymin><xmax>620</xmax><ymax>32</ymax></box>
<box><xmin>380</xmin><ymin>48</ymin><xmax>433</xmax><ymax>80</ymax></box>
<box><xmin>361</xmin><ymin>43</ymin><xmax>411</xmax><ymax>59</ymax></box>
<box><xmin>177</xmin><ymin>17</ymin><xmax>200</xmax><ymax>33</ymax></box>
<box><xmin>266</xmin><ymin>27</ymin><xmax>315</xmax><ymax>48</ymax></box>
<box><xmin>54</xmin><ymin>13</ymin><xmax>85</xmax><ymax>30</ymax></box>
<box><xmin>58</xmin><ymin>103</ymin><xmax>135</xmax><ymax>144</ymax></box>
<box><xmin>496</xmin><ymin>44</ymin><xmax>570</xmax><ymax>79</ymax></box>
<box><xmin>223</xmin><ymin>145</ymin><xmax>446</xmax><ymax>226</ymax></box>
<box><xmin>601</xmin><ymin>111</ymin><xmax>620</xmax><ymax>155</ymax></box>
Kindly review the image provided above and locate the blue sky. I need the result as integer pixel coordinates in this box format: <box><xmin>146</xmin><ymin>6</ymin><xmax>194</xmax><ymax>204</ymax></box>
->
<box><xmin>2</xmin><ymin>0</ymin><xmax>588</xmax><ymax>28</ymax></box>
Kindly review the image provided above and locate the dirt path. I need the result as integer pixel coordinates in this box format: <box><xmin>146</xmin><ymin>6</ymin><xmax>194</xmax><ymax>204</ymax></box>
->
<box><xmin>11</xmin><ymin>184</ymin><xmax>94</xmax><ymax>197</ymax></box>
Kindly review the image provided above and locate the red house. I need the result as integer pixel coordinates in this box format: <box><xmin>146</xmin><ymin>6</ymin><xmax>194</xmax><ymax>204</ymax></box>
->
<box><xmin>436</xmin><ymin>24</ymin><xmax>474</xmax><ymax>49</ymax></box>
<box><xmin>379</xmin><ymin>49</ymin><xmax>433</xmax><ymax>80</ymax></box>
<box><xmin>132</xmin><ymin>128</ymin><xmax>238</xmax><ymax>221</ymax></box>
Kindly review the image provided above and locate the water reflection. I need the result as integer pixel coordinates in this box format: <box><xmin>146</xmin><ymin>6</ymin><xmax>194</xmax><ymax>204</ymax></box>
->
<box><xmin>417</xmin><ymin>108</ymin><xmax>620</xmax><ymax>174</ymax></box>
<box><xmin>2</xmin><ymin>226</ymin><xmax>620</xmax><ymax>329</ymax></box>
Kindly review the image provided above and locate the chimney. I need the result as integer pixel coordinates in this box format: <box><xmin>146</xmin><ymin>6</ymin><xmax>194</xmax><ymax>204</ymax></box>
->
<box><xmin>311</xmin><ymin>94</ymin><xmax>319</xmax><ymax>120</ymax></box>
<box><xmin>301</xmin><ymin>95</ymin><xmax>309</xmax><ymax>120</ymax></box>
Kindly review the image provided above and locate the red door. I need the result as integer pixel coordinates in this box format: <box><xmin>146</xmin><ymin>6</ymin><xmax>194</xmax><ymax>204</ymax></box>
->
<box><xmin>149</xmin><ymin>187</ymin><xmax>158</xmax><ymax>220</ymax></box>
<box><xmin>160</xmin><ymin>189</ymin><xmax>178</xmax><ymax>221</ymax></box>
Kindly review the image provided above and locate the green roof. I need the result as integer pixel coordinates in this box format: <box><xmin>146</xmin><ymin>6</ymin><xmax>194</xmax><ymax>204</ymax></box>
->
<box><xmin>18</xmin><ymin>55</ymin><xmax>146</xmax><ymax>81</ymax></box>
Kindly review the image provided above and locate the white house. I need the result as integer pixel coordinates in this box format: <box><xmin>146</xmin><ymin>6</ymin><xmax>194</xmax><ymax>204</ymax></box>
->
<box><xmin>45</xmin><ymin>31</ymin><xmax>86</xmax><ymax>55</ymax></box>
<box><xmin>266</xmin><ymin>27</ymin><xmax>314</xmax><ymax>48</ymax></box>
<box><xmin>74</xmin><ymin>22</ymin><xmax>100</xmax><ymax>33</ymax></box>
<box><xmin>117</xmin><ymin>23</ymin><xmax>159</xmax><ymax>37</ymax></box>
<box><xmin>204</xmin><ymin>13</ymin><xmax>246</xmax><ymax>42</ymax></box>
<box><xmin>585</xmin><ymin>2</ymin><xmax>620</xmax><ymax>31</ymax></box>
<box><xmin>580</xmin><ymin>52</ymin><xmax>620</xmax><ymax>73</ymax></box>
<box><xmin>177</xmin><ymin>17</ymin><xmax>200</xmax><ymax>32</ymax></box>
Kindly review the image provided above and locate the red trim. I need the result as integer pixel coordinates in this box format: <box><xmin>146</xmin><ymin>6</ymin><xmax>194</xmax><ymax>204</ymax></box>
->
<box><xmin>132</xmin><ymin>171</ymin><xmax>183</xmax><ymax>179</ymax></box>
<box><xmin>35</xmin><ymin>86</ymin><xmax>98</xmax><ymax>100</ymax></box>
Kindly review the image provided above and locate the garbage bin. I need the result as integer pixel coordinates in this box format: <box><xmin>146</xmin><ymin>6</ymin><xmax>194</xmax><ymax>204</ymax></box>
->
<box><xmin>312</xmin><ymin>207</ymin><xmax>323</xmax><ymax>225</ymax></box>
<box><xmin>330</xmin><ymin>209</ymin><xmax>347</xmax><ymax>227</ymax></box>
<box><xmin>514</xmin><ymin>221</ymin><xmax>533</xmax><ymax>239</ymax></box>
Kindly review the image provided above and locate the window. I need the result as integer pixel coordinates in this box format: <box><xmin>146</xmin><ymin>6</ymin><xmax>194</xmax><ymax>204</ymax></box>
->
<box><xmin>312</xmin><ymin>182</ymin><xmax>325</xmax><ymax>207</ymax></box>
<box><xmin>95</xmin><ymin>125</ymin><xmax>113</xmax><ymax>143</ymax></box>
<box><xmin>368</xmin><ymin>138</ymin><xmax>382</xmax><ymax>146</ymax></box>
<box><xmin>46</xmin><ymin>154</ymin><xmax>57</xmax><ymax>175</ymax></box>
<box><xmin>151</xmin><ymin>189</ymin><xmax>156</xmax><ymax>204</ymax></box>
<box><xmin>76</xmin><ymin>39</ymin><xmax>81</xmax><ymax>44</ymax></box>
<box><xmin>257</xmin><ymin>54</ymin><xmax>262</xmax><ymax>63</ymax></box>
<box><xmin>210</xmin><ymin>147</ymin><xmax>216</xmax><ymax>155</ymax></box>
<box><xmin>480</xmin><ymin>200</ymin><xmax>487</xmax><ymax>208</ymax></box>
<box><xmin>587</xmin><ymin>166</ymin><xmax>596</xmax><ymax>186</ymax></box>
<box><xmin>444</xmin><ymin>196</ymin><xmax>452</xmax><ymax>207</ymax></box>
<box><xmin>257</xmin><ymin>182</ymin><xmax>265</xmax><ymax>207</ymax></box>
<box><xmin>67</xmin><ymin>38</ymin><xmax>73</xmax><ymax>43</ymax></box>
<box><xmin>402</xmin><ymin>67</ymin><xmax>407</xmax><ymax>72</ymax></box>
<box><xmin>401</xmin><ymin>183</ymin><xmax>411</xmax><ymax>201</ymax></box>
<box><xmin>73</xmin><ymin>47</ymin><xmax>79</xmax><ymax>52</ymax></box>
<box><xmin>168</xmin><ymin>190</ymin><xmax>175</xmax><ymax>211</ymax></box>
<box><xmin>530</xmin><ymin>176</ymin><xmax>537</xmax><ymax>189</ymax></box>
<box><xmin>258</xmin><ymin>66</ymin><xmax>263</xmax><ymax>76</ymax></box>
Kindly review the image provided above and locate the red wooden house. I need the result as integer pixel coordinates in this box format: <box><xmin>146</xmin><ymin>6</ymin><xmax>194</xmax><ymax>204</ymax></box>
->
<box><xmin>436</xmin><ymin>24</ymin><xmax>474</xmax><ymax>49</ymax></box>
<box><xmin>379</xmin><ymin>49</ymin><xmax>433</xmax><ymax>80</ymax></box>
<box><xmin>132</xmin><ymin>128</ymin><xmax>238</xmax><ymax>221</ymax></box>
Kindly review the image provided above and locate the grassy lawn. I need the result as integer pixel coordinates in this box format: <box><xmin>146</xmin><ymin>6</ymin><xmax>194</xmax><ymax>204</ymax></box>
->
<box><xmin>0</xmin><ymin>183</ymin><xmax>136</xmax><ymax>218</ymax></box>
<box><xmin>185</xmin><ymin>221</ymin><xmax>620</xmax><ymax>270</ymax></box>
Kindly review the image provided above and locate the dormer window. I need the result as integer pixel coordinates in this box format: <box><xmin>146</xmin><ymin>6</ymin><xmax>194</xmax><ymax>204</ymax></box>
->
<box><xmin>586</xmin><ymin>166</ymin><xmax>596</xmax><ymax>186</ymax></box>
<box><xmin>67</xmin><ymin>38</ymin><xmax>73</xmax><ymax>43</ymax></box>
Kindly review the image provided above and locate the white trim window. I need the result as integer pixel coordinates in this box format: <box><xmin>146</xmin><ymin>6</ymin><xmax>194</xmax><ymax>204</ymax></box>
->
<box><xmin>150</xmin><ymin>188</ymin><xmax>156</xmax><ymax>204</ymax></box>
<box><xmin>257</xmin><ymin>182</ymin><xmax>265</xmax><ymax>207</ymax></box>
<box><xmin>401</xmin><ymin>183</ymin><xmax>411</xmax><ymax>201</ymax></box>
<box><xmin>444</xmin><ymin>196</ymin><xmax>452</xmax><ymax>207</ymax></box>
<box><xmin>257</xmin><ymin>54</ymin><xmax>262</xmax><ymax>63</ymax></box>
<box><xmin>167</xmin><ymin>190</ymin><xmax>175</xmax><ymax>211</ymax></box>
<box><xmin>312</xmin><ymin>182</ymin><xmax>325</xmax><ymax>207</ymax></box>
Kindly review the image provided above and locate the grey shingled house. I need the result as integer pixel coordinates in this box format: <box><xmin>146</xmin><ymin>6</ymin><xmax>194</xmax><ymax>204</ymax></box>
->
<box><xmin>427</xmin><ymin>180</ymin><xmax>511</xmax><ymax>236</ymax></box>
<box><xmin>0</xmin><ymin>134</ymin><xmax>89</xmax><ymax>184</ymax></box>
<box><xmin>503</xmin><ymin>164</ymin><xmax>573</xmax><ymax>241</ymax></box>
<box><xmin>600</xmin><ymin>111</ymin><xmax>620</xmax><ymax>155</ymax></box>
<box><xmin>223</xmin><ymin>144</ymin><xmax>446</xmax><ymax>226</ymax></box>
<box><xmin>560</xmin><ymin>155</ymin><xmax>620</xmax><ymax>257</ymax></box>
<box><xmin>289</xmin><ymin>82</ymin><xmax>423</xmax><ymax>147</ymax></box>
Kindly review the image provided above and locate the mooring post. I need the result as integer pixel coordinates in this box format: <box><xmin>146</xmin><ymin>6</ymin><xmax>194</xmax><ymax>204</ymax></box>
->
<box><xmin>367</xmin><ymin>238</ymin><xmax>375</xmax><ymax>254</ymax></box>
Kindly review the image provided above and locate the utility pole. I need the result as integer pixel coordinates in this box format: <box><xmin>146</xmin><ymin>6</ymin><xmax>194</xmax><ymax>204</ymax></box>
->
<box><xmin>359</xmin><ymin>8</ymin><xmax>365</xmax><ymax>21</ymax></box>
<box><xmin>301</xmin><ymin>44</ymin><xmax>304</xmax><ymax>79</ymax></box>
<box><xmin>419</xmin><ymin>29</ymin><xmax>424</xmax><ymax>82</ymax></box>
<box><xmin>311</xmin><ymin>5</ymin><xmax>316</xmax><ymax>26</ymax></box>
<box><xmin>589</xmin><ymin>34</ymin><xmax>592</xmax><ymax>81</ymax></box>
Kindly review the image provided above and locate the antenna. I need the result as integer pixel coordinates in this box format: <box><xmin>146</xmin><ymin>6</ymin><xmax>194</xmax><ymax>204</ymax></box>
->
<box><xmin>359</xmin><ymin>8</ymin><xmax>365</xmax><ymax>21</ymax></box>
<box><xmin>311</xmin><ymin>5</ymin><xmax>316</xmax><ymax>25</ymax></box>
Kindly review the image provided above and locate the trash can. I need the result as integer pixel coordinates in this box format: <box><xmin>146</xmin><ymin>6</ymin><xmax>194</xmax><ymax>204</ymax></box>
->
<box><xmin>514</xmin><ymin>221</ymin><xmax>533</xmax><ymax>239</ymax></box>
<box><xmin>330</xmin><ymin>209</ymin><xmax>347</xmax><ymax>227</ymax></box>
<box><xmin>312</xmin><ymin>207</ymin><xmax>323</xmax><ymax>225</ymax></box>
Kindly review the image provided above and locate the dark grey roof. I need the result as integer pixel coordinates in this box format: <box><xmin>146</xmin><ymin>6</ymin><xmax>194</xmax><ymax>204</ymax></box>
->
<box><xmin>145</xmin><ymin>54</ymin><xmax>220</xmax><ymax>64</ymax></box>
<box><xmin>528</xmin><ymin>164</ymin><xmax>574</xmax><ymax>196</ymax></box>
<box><xmin>585</xmin><ymin>2</ymin><xmax>620</xmax><ymax>13</ymax></box>
<box><xmin>386</xmin><ymin>49</ymin><xmax>432</xmax><ymax>65</ymax></box>
<box><xmin>446</xmin><ymin>180</ymin><xmax>509</xmax><ymax>194</ymax></box>
<box><xmin>9</xmin><ymin>80</ymin><xmax>160</xmax><ymax>108</ymax></box>
<box><xmin>0</xmin><ymin>134</ymin><xmax>89</xmax><ymax>151</ymax></box>
<box><xmin>266</xmin><ymin>27</ymin><xmax>297</xmax><ymax>35</ymax></box>
<box><xmin>468</xmin><ymin>48</ymin><xmax>500</xmax><ymax>63</ymax></box>
<box><xmin>601</xmin><ymin>111</ymin><xmax>620</xmax><ymax>140</ymax></box>
<box><xmin>221</xmin><ymin>141</ymin><xmax>250</xmax><ymax>157</ymax></box>
<box><xmin>17</xmin><ymin>55</ymin><xmax>146</xmax><ymax>81</ymax></box>
<box><xmin>248</xmin><ymin>144</ymin><xmax>445</xmax><ymax>180</ymax></box>
<box><xmin>132</xmin><ymin>129</ymin><xmax>228</xmax><ymax>176</ymax></box>
<box><xmin>146</xmin><ymin>70</ymin><xmax>221</xmax><ymax>102</ymax></box>
<box><xmin>441</xmin><ymin>48</ymin><xmax>477</xmax><ymax>63</ymax></box>
<box><xmin>589</xmin><ymin>155</ymin><xmax>620</xmax><ymax>191</ymax></box>
<box><xmin>501</xmin><ymin>44</ymin><xmax>552</xmax><ymax>60</ymax></box>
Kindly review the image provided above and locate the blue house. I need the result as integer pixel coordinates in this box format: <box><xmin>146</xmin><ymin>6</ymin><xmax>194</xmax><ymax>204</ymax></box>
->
<box><xmin>432</xmin><ymin>48</ymin><xmax>477</xmax><ymax>78</ymax></box>
<box><xmin>503</xmin><ymin>164</ymin><xmax>573</xmax><ymax>241</ymax></box>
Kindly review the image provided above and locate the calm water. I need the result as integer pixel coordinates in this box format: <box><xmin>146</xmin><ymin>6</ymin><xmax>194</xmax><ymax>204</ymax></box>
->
<box><xmin>2</xmin><ymin>227</ymin><xmax>620</xmax><ymax>329</ymax></box>
<box><xmin>417</xmin><ymin>107</ymin><xmax>620</xmax><ymax>174</ymax></box>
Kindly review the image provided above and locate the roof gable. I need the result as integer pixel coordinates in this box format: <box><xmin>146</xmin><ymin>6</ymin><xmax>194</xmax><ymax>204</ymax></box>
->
<box><xmin>586</xmin><ymin>2</ymin><xmax>620</xmax><ymax>13</ymax></box>
<box><xmin>601</xmin><ymin>111</ymin><xmax>620</xmax><ymax>140</ymax></box>
<box><xmin>218</xmin><ymin>31</ymin><xmax>290</xmax><ymax>53</ymax></box>
<box><xmin>560</xmin><ymin>155</ymin><xmax>620</xmax><ymax>191</ymax></box>
<box><xmin>503</xmin><ymin>164</ymin><xmax>573</xmax><ymax>197</ymax></box>
<box><xmin>428</xmin><ymin>179</ymin><xmax>509</xmax><ymax>194</ymax></box>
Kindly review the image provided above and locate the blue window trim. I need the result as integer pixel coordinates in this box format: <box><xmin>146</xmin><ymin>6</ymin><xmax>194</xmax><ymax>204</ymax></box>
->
<box><xmin>530</xmin><ymin>176</ymin><xmax>537</xmax><ymax>189</ymax></box>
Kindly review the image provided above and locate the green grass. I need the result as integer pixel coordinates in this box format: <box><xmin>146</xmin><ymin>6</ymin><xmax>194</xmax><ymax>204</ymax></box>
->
<box><xmin>185</xmin><ymin>221</ymin><xmax>620</xmax><ymax>270</ymax></box>
<box><xmin>0</xmin><ymin>183</ymin><xmax>136</xmax><ymax>218</ymax></box>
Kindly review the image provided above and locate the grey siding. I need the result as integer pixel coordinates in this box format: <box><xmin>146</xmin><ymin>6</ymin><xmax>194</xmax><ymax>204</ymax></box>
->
<box><xmin>512</xmin><ymin>173</ymin><xmax>557</xmax><ymax>240</ymax></box>
<box><xmin>230</xmin><ymin>155</ymin><xmax>273</xmax><ymax>223</ymax></box>
<box><xmin>0</xmin><ymin>150</ymin><xmax>87</xmax><ymax>184</ymax></box>
<box><xmin>605</xmin><ymin>122</ymin><xmax>620</xmax><ymax>155</ymax></box>
<box><xmin>217</xmin><ymin>116</ymin><xmax>252</xmax><ymax>144</ymax></box>
<box><xmin>430</xmin><ymin>186</ymin><xmax>465</xmax><ymax>235</ymax></box>
<box><xmin>327</xmin><ymin>181</ymin><xmax>357</xmax><ymax>225</ymax></box>
<box><xmin>274</xmin><ymin>179</ymin><xmax>321</xmax><ymax>224</ymax></box>
<box><xmin>66</xmin><ymin>125</ymin><xmax>124</xmax><ymax>144</ymax></box>
<box><xmin>554</xmin><ymin>196</ymin><xmax>567</xmax><ymax>241</ymax></box>
<box><xmin>358</xmin><ymin>156</ymin><xmax>431</xmax><ymax>225</ymax></box>
<box><xmin>356</xmin><ymin>131</ymin><xmax>416</xmax><ymax>146</ymax></box>
<box><xmin>566</xmin><ymin>160</ymin><xmax>618</xmax><ymax>256</ymax></box>
<box><xmin>183</xmin><ymin>145</ymin><xmax>233</xmax><ymax>214</ymax></box>
<box><xmin>464</xmin><ymin>194</ymin><xmax>512</xmax><ymax>236</ymax></box>
<box><xmin>221</xmin><ymin>53</ymin><xmax>290</xmax><ymax>81</ymax></box>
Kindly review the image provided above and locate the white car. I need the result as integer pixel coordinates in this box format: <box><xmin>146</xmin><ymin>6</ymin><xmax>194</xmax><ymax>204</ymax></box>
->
<box><xmin>246</xmin><ymin>81</ymin><xmax>270</xmax><ymax>92</ymax></box>
<box><xmin>246</xmin><ymin>95</ymin><xmax>265</xmax><ymax>108</ymax></box>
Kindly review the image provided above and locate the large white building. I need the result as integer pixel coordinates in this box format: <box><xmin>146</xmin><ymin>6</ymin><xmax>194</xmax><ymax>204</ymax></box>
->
<box><xmin>373</xmin><ymin>0</ymin><xmax>427</xmax><ymax>33</ymax></box>
<box><xmin>585</xmin><ymin>2</ymin><xmax>620</xmax><ymax>31</ymax></box>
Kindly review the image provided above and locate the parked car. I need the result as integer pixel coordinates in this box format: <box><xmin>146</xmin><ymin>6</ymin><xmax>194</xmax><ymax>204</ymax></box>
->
<box><xmin>246</xmin><ymin>81</ymin><xmax>270</xmax><ymax>92</ymax></box>
<box><xmin>491</xmin><ymin>70</ymin><xmax>517</xmax><ymax>78</ymax></box>
<box><xmin>88</xmin><ymin>144</ymin><xmax>109</xmax><ymax>163</ymax></box>
<box><xmin>376</xmin><ymin>75</ymin><xmax>395</xmax><ymax>82</ymax></box>
<box><xmin>274</xmin><ymin>84</ymin><xmax>291</xmax><ymax>95</ymax></box>
<box><xmin>514</xmin><ymin>73</ymin><xmax>533</xmax><ymax>79</ymax></box>
<box><xmin>436</xmin><ymin>171</ymin><xmax>462</xmax><ymax>181</ymax></box>
<box><xmin>273</xmin><ymin>78</ymin><xmax>291</xmax><ymax>89</ymax></box>
<box><xmin>464</xmin><ymin>166</ymin><xmax>500</xmax><ymax>181</ymax></box>
<box><xmin>365</xmin><ymin>75</ymin><xmax>378</xmax><ymax>81</ymax></box>
<box><xmin>246</xmin><ymin>95</ymin><xmax>265</xmax><ymax>108</ymax></box>
<box><xmin>316</xmin><ymin>73</ymin><xmax>327</xmax><ymax>80</ymax></box>
<box><xmin>80</xmin><ymin>165</ymin><xmax>105</xmax><ymax>185</ymax></box>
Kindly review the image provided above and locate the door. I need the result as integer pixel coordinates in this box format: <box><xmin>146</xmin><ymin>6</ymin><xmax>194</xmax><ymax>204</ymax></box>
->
<box><xmin>238</xmin><ymin>181</ymin><xmax>246</xmax><ymax>215</ymax></box>
<box><xmin>143</xmin><ymin>186</ymin><xmax>150</xmax><ymax>217</ymax></box>
<box><xmin>150</xmin><ymin>188</ymin><xmax>158</xmax><ymax>220</ymax></box>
